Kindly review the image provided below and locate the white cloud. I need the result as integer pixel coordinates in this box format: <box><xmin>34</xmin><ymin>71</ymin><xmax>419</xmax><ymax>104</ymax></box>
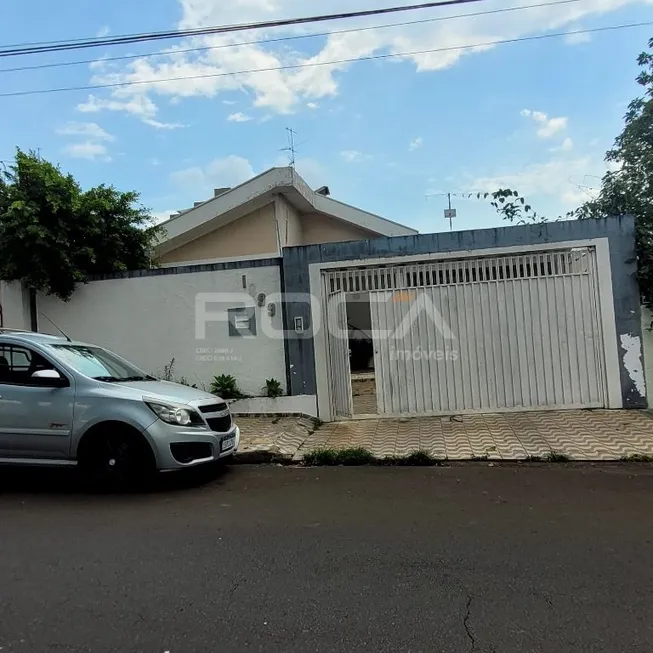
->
<box><xmin>63</xmin><ymin>141</ymin><xmax>111</xmax><ymax>161</ymax></box>
<box><xmin>170</xmin><ymin>155</ymin><xmax>256</xmax><ymax>192</ymax></box>
<box><xmin>222</xmin><ymin>100</ymin><xmax>237</xmax><ymax>105</ymax></box>
<box><xmin>340</xmin><ymin>150</ymin><xmax>371</xmax><ymax>163</ymax></box>
<box><xmin>565</xmin><ymin>30</ymin><xmax>592</xmax><ymax>45</ymax></box>
<box><xmin>306</xmin><ymin>102</ymin><xmax>319</xmax><ymax>109</ymax></box>
<box><xmin>521</xmin><ymin>109</ymin><xmax>568</xmax><ymax>138</ymax></box>
<box><xmin>409</xmin><ymin>136</ymin><xmax>424</xmax><ymax>151</ymax></box>
<box><xmin>227</xmin><ymin>112</ymin><xmax>253</xmax><ymax>122</ymax></box>
<box><xmin>77</xmin><ymin>93</ymin><xmax>183</xmax><ymax>129</ymax></box>
<box><xmin>56</xmin><ymin>122</ymin><xmax>114</xmax><ymax>141</ymax></box>
<box><xmin>78</xmin><ymin>0</ymin><xmax>645</xmax><ymax>118</ymax></box>
<box><xmin>470</xmin><ymin>154</ymin><xmax>607</xmax><ymax>209</ymax></box>
<box><xmin>96</xmin><ymin>25</ymin><xmax>110</xmax><ymax>38</ymax></box>
<box><xmin>553</xmin><ymin>137</ymin><xmax>574</xmax><ymax>152</ymax></box>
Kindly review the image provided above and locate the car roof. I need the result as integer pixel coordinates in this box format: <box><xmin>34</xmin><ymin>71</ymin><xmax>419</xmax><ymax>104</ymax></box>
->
<box><xmin>0</xmin><ymin>330</ymin><xmax>75</xmax><ymax>346</ymax></box>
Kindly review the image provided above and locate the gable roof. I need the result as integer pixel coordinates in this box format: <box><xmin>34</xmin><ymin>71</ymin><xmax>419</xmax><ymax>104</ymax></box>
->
<box><xmin>155</xmin><ymin>167</ymin><xmax>417</xmax><ymax>255</ymax></box>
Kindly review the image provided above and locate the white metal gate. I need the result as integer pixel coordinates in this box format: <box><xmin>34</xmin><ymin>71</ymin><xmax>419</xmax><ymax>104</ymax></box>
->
<box><xmin>324</xmin><ymin>248</ymin><xmax>607</xmax><ymax>416</ymax></box>
<box><xmin>324</xmin><ymin>289</ymin><xmax>353</xmax><ymax>419</ymax></box>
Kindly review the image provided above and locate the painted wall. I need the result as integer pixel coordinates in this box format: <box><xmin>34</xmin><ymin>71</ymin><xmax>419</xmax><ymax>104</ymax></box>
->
<box><xmin>0</xmin><ymin>282</ymin><xmax>30</xmax><ymax>330</ymax></box>
<box><xmin>276</xmin><ymin>195</ymin><xmax>303</xmax><ymax>248</ymax></box>
<box><xmin>160</xmin><ymin>203</ymin><xmax>278</xmax><ymax>264</ymax></box>
<box><xmin>300</xmin><ymin>212</ymin><xmax>379</xmax><ymax>245</ymax></box>
<box><xmin>37</xmin><ymin>260</ymin><xmax>287</xmax><ymax>397</ymax></box>
<box><xmin>282</xmin><ymin>216</ymin><xmax>645</xmax><ymax>409</ymax></box>
<box><xmin>642</xmin><ymin>307</ymin><xmax>653</xmax><ymax>406</ymax></box>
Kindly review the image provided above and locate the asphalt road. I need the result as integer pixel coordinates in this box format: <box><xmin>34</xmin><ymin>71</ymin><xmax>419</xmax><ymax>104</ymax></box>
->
<box><xmin>1</xmin><ymin>463</ymin><xmax>653</xmax><ymax>653</ymax></box>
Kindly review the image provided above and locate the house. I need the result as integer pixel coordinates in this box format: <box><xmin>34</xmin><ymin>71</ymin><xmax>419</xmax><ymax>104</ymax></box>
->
<box><xmin>0</xmin><ymin>174</ymin><xmax>647</xmax><ymax>421</ymax></box>
<box><xmin>155</xmin><ymin>167</ymin><xmax>418</xmax><ymax>265</ymax></box>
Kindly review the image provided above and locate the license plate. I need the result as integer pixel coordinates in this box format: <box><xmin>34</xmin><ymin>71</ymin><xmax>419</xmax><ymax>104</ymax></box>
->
<box><xmin>221</xmin><ymin>436</ymin><xmax>236</xmax><ymax>452</ymax></box>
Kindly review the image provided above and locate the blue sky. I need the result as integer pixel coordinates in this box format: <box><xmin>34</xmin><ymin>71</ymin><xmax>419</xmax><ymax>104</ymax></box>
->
<box><xmin>1</xmin><ymin>0</ymin><xmax>652</xmax><ymax>233</ymax></box>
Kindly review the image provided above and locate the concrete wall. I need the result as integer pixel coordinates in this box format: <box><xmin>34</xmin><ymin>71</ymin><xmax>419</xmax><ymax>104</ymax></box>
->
<box><xmin>276</xmin><ymin>195</ymin><xmax>303</xmax><ymax>248</ymax></box>
<box><xmin>300</xmin><ymin>212</ymin><xmax>379</xmax><ymax>245</ymax></box>
<box><xmin>160</xmin><ymin>203</ymin><xmax>278</xmax><ymax>264</ymax></box>
<box><xmin>0</xmin><ymin>282</ymin><xmax>31</xmax><ymax>330</ymax></box>
<box><xmin>642</xmin><ymin>307</ymin><xmax>653</xmax><ymax>406</ymax></box>
<box><xmin>282</xmin><ymin>216</ymin><xmax>645</xmax><ymax>409</ymax></box>
<box><xmin>37</xmin><ymin>260</ymin><xmax>287</xmax><ymax>397</ymax></box>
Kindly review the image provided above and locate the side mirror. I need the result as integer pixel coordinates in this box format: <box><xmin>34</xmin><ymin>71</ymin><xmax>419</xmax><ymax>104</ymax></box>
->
<box><xmin>31</xmin><ymin>369</ymin><xmax>69</xmax><ymax>388</ymax></box>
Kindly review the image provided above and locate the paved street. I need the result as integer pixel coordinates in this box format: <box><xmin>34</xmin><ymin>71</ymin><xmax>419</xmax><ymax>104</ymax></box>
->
<box><xmin>1</xmin><ymin>464</ymin><xmax>653</xmax><ymax>652</ymax></box>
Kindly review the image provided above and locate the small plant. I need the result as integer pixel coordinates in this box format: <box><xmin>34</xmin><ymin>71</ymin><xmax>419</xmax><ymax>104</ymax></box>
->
<box><xmin>265</xmin><ymin>378</ymin><xmax>283</xmax><ymax>398</ymax></box>
<box><xmin>382</xmin><ymin>450</ymin><xmax>444</xmax><ymax>466</ymax></box>
<box><xmin>210</xmin><ymin>374</ymin><xmax>244</xmax><ymax>399</ymax></box>
<box><xmin>545</xmin><ymin>451</ymin><xmax>571</xmax><ymax>463</ymax></box>
<box><xmin>338</xmin><ymin>447</ymin><xmax>375</xmax><ymax>466</ymax></box>
<box><xmin>303</xmin><ymin>448</ymin><xmax>340</xmax><ymax>466</ymax></box>
<box><xmin>303</xmin><ymin>447</ymin><xmax>374</xmax><ymax>466</ymax></box>
<box><xmin>177</xmin><ymin>376</ymin><xmax>198</xmax><ymax>389</ymax></box>
<box><xmin>162</xmin><ymin>358</ymin><xmax>176</xmax><ymax>382</ymax></box>
<box><xmin>470</xmin><ymin>454</ymin><xmax>490</xmax><ymax>462</ymax></box>
<box><xmin>524</xmin><ymin>455</ymin><xmax>543</xmax><ymax>462</ymax></box>
<box><xmin>620</xmin><ymin>453</ymin><xmax>653</xmax><ymax>462</ymax></box>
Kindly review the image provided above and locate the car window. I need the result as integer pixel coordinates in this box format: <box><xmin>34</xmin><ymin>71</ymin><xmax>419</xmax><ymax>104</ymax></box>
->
<box><xmin>50</xmin><ymin>345</ymin><xmax>149</xmax><ymax>382</ymax></box>
<box><xmin>0</xmin><ymin>345</ymin><xmax>56</xmax><ymax>386</ymax></box>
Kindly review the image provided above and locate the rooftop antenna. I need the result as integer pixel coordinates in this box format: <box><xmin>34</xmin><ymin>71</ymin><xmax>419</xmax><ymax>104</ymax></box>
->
<box><xmin>40</xmin><ymin>313</ymin><xmax>72</xmax><ymax>342</ymax></box>
<box><xmin>281</xmin><ymin>127</ymin><xmax>298</xmax><ymax>168</ymax></box>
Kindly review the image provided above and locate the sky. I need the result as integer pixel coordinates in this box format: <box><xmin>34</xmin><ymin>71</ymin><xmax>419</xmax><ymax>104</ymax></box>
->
<box><xmin>1</xmin><ymin>0</ymin><xmax>652</xmax><ymax>234</ymax></box>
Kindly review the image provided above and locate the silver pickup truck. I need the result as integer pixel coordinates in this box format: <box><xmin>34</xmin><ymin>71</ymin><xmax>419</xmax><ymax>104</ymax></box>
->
<box><xmin>0</xmin><ymin>330</ymin><xmax>239</xmax><ymax>485</ymax></box>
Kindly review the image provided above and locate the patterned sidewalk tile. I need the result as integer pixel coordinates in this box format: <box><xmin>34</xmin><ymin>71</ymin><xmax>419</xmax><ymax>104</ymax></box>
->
<box><xmin>238</xmin><ymin>410</ymin><xmax>653</xmax><ymax>463</ymax></box>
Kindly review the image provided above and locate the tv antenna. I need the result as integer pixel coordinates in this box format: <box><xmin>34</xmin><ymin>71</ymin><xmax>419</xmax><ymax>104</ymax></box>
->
<box><xmin>281</xmin><ymin>127</ymin><xmax>299</xmax><ymax>168</ymax></box>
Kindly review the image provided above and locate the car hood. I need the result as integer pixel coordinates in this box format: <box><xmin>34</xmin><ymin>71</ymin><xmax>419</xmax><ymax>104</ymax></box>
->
<box><xmin>114</xmin><ymin>380</ymin><xmax>221</xmax><ymax>405</ymax></box>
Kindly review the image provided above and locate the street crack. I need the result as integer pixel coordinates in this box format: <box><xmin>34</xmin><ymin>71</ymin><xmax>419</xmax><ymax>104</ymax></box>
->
<box><xmin>463</xmin><ymin>595</ymin><xmax>476</xmax><ymax>651</ymax></box>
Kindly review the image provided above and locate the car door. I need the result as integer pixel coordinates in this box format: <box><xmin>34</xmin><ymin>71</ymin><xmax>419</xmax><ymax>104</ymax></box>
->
<box><xmin>0</xmin><ymin>343</ymin><xmax>74</xmax><ymax>460</ymax></box>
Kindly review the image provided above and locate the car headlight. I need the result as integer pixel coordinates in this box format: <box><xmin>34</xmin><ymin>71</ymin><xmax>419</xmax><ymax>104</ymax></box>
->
<box><xmin>145</xmin><ymin>401</ymin><xmax>204</xmax><ymax>427</ymax></box>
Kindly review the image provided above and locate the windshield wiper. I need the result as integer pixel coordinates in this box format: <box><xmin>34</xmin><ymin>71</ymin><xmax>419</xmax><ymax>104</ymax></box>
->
<box><xmin>120</xmin><ymin>375</ymin><xmax>157</xmax><ymax>382</ymax></box>
<box><xmin>93</xmin><ymin>376</ymin><xmax>121</xmax><ymax>383</ymax></box>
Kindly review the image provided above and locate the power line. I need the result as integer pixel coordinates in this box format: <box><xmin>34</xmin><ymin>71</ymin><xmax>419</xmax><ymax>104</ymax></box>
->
<box><xmin>0</xmin><ymin>21</ymin><xmax>647</xmax><ymax>99</ymax></box>
<box><xmin>0</xmin><ymin>0</ymin><xmax>488</xmax><ymax>57</ymax></box>
<box><xmin>0</xmin><ymin>0</ymin><xmax>580</xmax><ymax>75</ymax></box>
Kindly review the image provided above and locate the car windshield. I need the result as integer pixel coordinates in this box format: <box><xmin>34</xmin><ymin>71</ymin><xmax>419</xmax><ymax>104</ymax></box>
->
<box><xmin>50</xmin><ymin>345</ymin><xmax>154</xmax><ymax>382</ymax></box>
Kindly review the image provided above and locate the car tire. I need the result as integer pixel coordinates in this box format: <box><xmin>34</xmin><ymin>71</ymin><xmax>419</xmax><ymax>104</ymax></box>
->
<box><xmin>78</xmin><ymin>428</ymin><xmax>155</xmax><ymax>491</ymax></box>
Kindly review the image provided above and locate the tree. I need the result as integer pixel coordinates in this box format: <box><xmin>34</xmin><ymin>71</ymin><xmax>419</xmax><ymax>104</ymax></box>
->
<box><xmin>570</xmin><ymin>38</ymin><xmax>653</xmax><ymax>308</ymax></box>
<box><xmin>479</xmin><ymin>38</ymin><xmax>653</xmax><ymax>307</ymax></box>
<box><xmin>0</xmin><ymin>149</ymin><xmax>160</xmax><ymax>300</ymax></box>
<box><xmin>475</xmin><ymin>188</ymin><xmax>547</xmax><ymax>225</ymax></box>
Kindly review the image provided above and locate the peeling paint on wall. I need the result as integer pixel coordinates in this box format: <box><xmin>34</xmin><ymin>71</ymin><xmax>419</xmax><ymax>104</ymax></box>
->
<box><xmin>620</xmin><ymin>334</ymin><xmax>646</xmax><ymax>397</ymax></box>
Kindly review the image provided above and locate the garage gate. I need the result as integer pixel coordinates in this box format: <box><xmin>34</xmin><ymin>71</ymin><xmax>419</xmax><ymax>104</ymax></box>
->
<box><xmin>323</xmin><ymin>247</ymin><xmax>608</xmax><ymax>418</ymax></box>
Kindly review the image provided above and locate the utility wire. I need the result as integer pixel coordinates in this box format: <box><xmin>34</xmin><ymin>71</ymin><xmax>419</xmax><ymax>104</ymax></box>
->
<box><xmin>0</xmin><ymin>0</ymin><xmax>580</xmax><ymax>75</ymax></box>
<box><xmin>0</xmin><ymin>0</ymin><xmax>488</xmax><ymax>57</ymax></box>
<box><xmin>0</xmin><ymin>21</ymin><xmax>648</xmax><ymax>99</ymax></box>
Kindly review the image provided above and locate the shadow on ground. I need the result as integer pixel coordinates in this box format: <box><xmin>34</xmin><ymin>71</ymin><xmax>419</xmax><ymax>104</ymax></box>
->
<box><xmin>0</xmin><ymin>462</ymin><xmax>232</xmax><ymax>496</ymax></box>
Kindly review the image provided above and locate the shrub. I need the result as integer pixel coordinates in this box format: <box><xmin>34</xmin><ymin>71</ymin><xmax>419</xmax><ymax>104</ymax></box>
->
<box><xmin>210</xmin><ymin>374</ymin><xmax>244</xmax><ymax>399</ymax></box>
<box><xmin>265</xmin><ymin>378</ymin><xmax>283</xmax><ymax>398</ymax></box>
<box><xmin>545</xmin><ymin>451</ymin><xmax>571</xmax><ymax>463</ymax></box>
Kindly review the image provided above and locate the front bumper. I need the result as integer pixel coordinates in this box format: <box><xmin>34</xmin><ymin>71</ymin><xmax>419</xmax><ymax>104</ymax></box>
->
<box><xmin>144</xmin><ymin>421</ymin><xmax>241</xmax><ymax>471</ymax></box>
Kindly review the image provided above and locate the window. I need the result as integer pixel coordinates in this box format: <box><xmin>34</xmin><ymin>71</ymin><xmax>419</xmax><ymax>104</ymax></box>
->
<box><xmin>228</xmin><ymin>307</ymin><xmax>257</xmax><ymax>337</ymax></box>
<box><xmin>50</xmin><ymin>345</ymin><xmax>150</xmax><ymax>382</ymax></box>
<box><xmin>0</xmin><ymin>345</ymin><xmax>56</xmax><ymax>386</ymax></box>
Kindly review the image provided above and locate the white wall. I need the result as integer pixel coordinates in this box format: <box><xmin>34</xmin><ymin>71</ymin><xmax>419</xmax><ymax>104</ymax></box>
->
<box><xmin>0</xmin><ymin>282</ymin><xmax>30</xmax><ymax>330</ymax></box>
<box><xmin>642</xmin><ymin>307</ymin><xmax>653</xmax><ymax>407</ymax></box>
<box><xmin>37</xmin><ymin>266</ymin><xmax>287</xmax><ymax>397</ymax></box>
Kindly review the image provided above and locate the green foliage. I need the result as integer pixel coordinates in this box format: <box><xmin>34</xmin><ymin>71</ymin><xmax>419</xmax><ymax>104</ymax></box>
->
<box><xmin>0</xmin><ymin>149</ymin><xmax>160</xmax><ymax>300</ymax></box>
<box><xmin>264</xmin><ymin>378</ymin><xmax>284</xmax><ymax>398</ymax></box>
<box><xmin>210</xmin><ymin>374</ymin><xmax>244</xmax><ymax>399</ymax></box>
<box><xmin>544</xmin><ymin>451</ymin><xmax>571</xmax><ymax>463</ymax></box>
<box><xmin>475</xmin><ymin>188</ymin><xmax>547</xmax><ymax>225</ymax></box>
<box><xmin>303</xmin><ymin>448</ymin><xmax>445</xmax><ymax>466</ymax></box>
<box><xmin>159</xmin><ymin>358</ymin><xmax>199</xmax><ymax>388</ymax></box>
<box><xmin>620</xmin><ymin>453</ymin><xmax>653</xmax><ymax>462</ymax></box>
<box><xmin>570</xmin><ymin>38</ymin><xmax>653</xmax><ymax>308</ymax></box>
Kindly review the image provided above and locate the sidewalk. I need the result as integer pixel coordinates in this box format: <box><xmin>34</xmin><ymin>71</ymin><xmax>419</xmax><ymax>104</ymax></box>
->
<box><xmin>234</xmin><ymin>410</ymin><xmax>653</xmax><ymax>463</ymax></box>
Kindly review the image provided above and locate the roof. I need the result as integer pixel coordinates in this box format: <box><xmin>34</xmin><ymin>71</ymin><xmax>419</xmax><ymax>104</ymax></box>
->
<box><xmin>0</xmin><ymin>330</ymin><xmax>68</xmax><ymax>345</ymax></box>
<box><xmin>155</xmin><ymin>167</ymin><xmax>417</xmax><ymax>255</ymax></box>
